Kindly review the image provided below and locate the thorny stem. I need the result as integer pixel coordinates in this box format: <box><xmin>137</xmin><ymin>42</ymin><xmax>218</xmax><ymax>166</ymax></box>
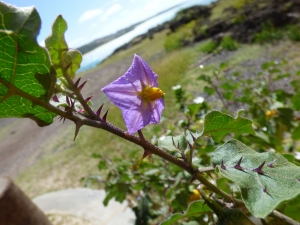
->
<box><xmin>62</xmin><ymin>72</ymin><xmax>98</xmax><ymax>120</ymax></box>
<box><xmin>1</xmin><ymin>77</ymin><xmax>299</xmax><ymax>225</ymax></box>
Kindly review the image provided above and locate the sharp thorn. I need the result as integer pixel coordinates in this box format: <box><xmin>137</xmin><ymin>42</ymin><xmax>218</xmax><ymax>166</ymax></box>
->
<box><xmin>189</xmin><ymin>131</ymin><xmax>196</xmax><ymax>142</ymax></box>
<box><xmin>74</xmin><ymin>77</ymin><xmax>81</xmax><ymax>87</ymax></box>
<box><xmin>263</xmin><ymin>187</ymin><xmax>267</xmax><ymax>193</ymax></box>
<box><xmin>102</xmin><ymin>109</ymin><xmax>109</xmax><ymax>122</ymax></box>
<box><xmin>267</xmin><ymin>159</ymin><xmax>277</xmax><ymax>167</ymax></box>
<box><xmin>253</xmin><ymin>161</ymin><xmax>266</xmax><ymax>174</ymax></box>
<box><xmin>206</xmin><ymin>172</ymin><xmax>214</xmax><ymax>180</ymax></box>
<box><xmin>221</xmin><ymin>160</ymin><xmax>226</xmax><ymax>170</ymax></box>
<box><xmin>234</xmin><ymin>157</ymin><xmax>243</xmax><ymax>170</ymax></box>
<box><xmin>135</xmin><ymin>149</ymin><xmax>151</xmax><ymax>167</ymax></box>
<box><xmin>187</xmin><ymin>140</ymin><xmax>193</xmax><ymax>150</ymax></box>
<box><xmin>78</xmin><ymin>80</ymin><xmax>88</xmax><ymax>91</ymax></box>
<box><xmin>74</xmin><ymin>121</ymin><xmax>83</xmax><ymax>141</ymax></box>
<box><xmin>84</xmin><ymin>95</ymin><xmax>93</xmax><ymax>102</ymax></box>
<box><xmin>66</xmin><ymin>96</ymin><xmax>71</xmax><ymax>107</ymax></box>
<box><xmin>172</xmin><ymin>137</ymin><xmax>176</xmax><ymax>148</ymax></box>
<box><xmin>52</xmin><ymin>95</ymin><xmax>60</xmax><ymax>102</ymax></box>
<box><xmin>96</xmin><ymin>104</ymin><xmax>104</xmax><ymax>117</ymax></box>
<box><xmin>70</xmin><ymin>99</ymin><xmax>75</xmax><ymax>109</ymax></box>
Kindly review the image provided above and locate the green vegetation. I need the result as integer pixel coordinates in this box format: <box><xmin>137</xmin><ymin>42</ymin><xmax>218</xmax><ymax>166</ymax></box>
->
<box><xmin>5</xmin><ymin>0</ymin><xmax>300</xmax><ymax>224</ymax></box>
<box><xmin>287</xmin><ymin>25</ymin><xmax>300</xmax><ymax>42</ymax></box>
<box><xmin>254</xmin><ymin>23</ymin><xmax>284</xmax><ymax>43</ymax></box>
<box><xmin>199</xmin><ymin>40</ymin><xmax>218</xmax><ymax>53</ymax></box>
<box><xmin>220</xmin><ymin>35</ymin><xmax>238</xmax><ymax>50</ymax></box>
<box><xmin>164</xmin><ymin>21</ymin><xmax>195</xmax><ymax>52</ymax></box>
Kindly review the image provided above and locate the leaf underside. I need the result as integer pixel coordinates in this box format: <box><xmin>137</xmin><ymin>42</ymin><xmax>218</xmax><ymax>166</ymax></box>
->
<box><xmin>0</xmin><ymin>2</ymin><xmax>56</xmax><ymax>126</ymax></box>
<box><xmin>211</xmin><ymin>139</ymin><xmax>300</xmax><ymax>218</ymax></box>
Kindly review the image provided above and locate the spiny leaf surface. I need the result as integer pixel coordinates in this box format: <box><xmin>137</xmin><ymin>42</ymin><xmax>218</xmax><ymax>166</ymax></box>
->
<box><xmin>160</xmin><ymin>200</ymin><xmax>210</xmax><ymax>225</ymax></box>
<box><xmin>211</xmin><ymin>139</ymin><xmax>300</xmax><ymax>218</ymax></box>
<box><xmin>0</xmin><ymin>2</ymin><xmax>56</xmax><ymax>126</ymax></box>
<box><xmin>45</xmin><ymin>15</ymin><xmax>82</xmax><ymax>79</ymax></box>
<box><xmin>203</xmin><ymin>110</ymin><xmax>255</xmax><ymax>142</ymax></box>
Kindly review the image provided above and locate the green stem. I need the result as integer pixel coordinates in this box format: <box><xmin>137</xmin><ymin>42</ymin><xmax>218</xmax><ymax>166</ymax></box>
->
<box><xmin>271</xmin><ymin>210</ymin><xmax>300</xmax><ymax>225</ymax></box>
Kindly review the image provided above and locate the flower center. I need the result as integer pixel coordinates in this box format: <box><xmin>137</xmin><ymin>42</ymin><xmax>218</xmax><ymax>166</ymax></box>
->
<box><xmin>140</xmin><ymin>86</ymin><xmax>165</xmax><ymax>102</ymax></box>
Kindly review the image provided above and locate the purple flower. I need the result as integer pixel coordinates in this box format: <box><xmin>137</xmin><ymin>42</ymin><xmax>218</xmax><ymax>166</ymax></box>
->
<box><xmin>101</xmin><ymin>54</ymin><xmax>165</xmax><ymax>134</ymax></box>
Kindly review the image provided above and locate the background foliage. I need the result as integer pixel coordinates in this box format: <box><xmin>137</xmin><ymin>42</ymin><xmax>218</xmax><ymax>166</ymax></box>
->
<box><xmin>1</xmin><ymin>0</ymin><xmax>300</xmax><ymax>225</ymax></box>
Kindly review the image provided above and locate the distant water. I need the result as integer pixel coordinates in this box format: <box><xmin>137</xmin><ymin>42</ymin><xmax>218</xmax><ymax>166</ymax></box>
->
<box><xmin>79</xmin><ymin>0</ymin><xmax>214</xmax><ymax>72</ymax></box>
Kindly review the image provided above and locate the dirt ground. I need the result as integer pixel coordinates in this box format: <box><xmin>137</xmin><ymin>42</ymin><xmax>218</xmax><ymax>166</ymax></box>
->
<box><xmin>0</xmin><ymin>56</ymin><xmax>133</xmax><ymax>178</ymax></box>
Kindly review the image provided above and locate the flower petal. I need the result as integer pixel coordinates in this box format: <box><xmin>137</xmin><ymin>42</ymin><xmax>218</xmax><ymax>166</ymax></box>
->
<box><xmin>101</xmin><ymin>55</ymin><xmax>164</xmax><ymax>134</ymax></box>
<box><xmin>150</xmin><ymin>98</ymin><xmax>164</xmax><ymax>123</ymax></box>
<box><xmin>101</xmin><ymin>73</ymin><xmax>142</xmax><ymax>110</ymax></box>
<box><xmin>123</xmin><ymin>98</ymin><xmax>164</xmax><ymax>134</ymax></box>
<box><xmin>123</xmin><ymin>102</ymin><xmax>152</xmax><ymax>134</ymax></box>
<box><xmin>131</xmin><ymin>54</ymin><xmax>158</xmax><ymax>87</ymax></box>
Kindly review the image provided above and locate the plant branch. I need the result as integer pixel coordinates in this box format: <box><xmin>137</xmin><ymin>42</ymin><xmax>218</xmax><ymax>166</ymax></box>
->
<box><xmin>2</xmin><ymin>78</ymin><xmax>299</xmax><ymax>225</ymax></box>
<box><xmin>270</xmin><ymin>210</ymin><xmax>300</xmax><ymax>225</ymax></box>
<box><xmin>62</xmin><ymin>73</ymin><xmax>98</xmax><ymax>119</ymax></box>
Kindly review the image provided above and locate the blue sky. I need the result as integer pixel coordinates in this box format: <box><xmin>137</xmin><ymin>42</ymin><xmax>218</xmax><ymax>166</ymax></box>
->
<box><xmin>5</xmin><ymin>0</ymin><xmax>193</xmax><ymax>48</ymax></box>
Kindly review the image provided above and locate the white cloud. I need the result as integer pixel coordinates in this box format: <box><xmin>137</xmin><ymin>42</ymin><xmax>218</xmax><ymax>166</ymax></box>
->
<box><xmin>79</xmin><ymin>9</ymin><xmax>103</xmax><ymax>23</ymax></box>
<box><xmin>68</xmin><ymin>37</ymin><xmax>84</xmax><ymax>48</ymax></box>
<box><xmin>101</xmin><ymin>4</ymin><xmax>121</xmax><ymax>21</ymax></box>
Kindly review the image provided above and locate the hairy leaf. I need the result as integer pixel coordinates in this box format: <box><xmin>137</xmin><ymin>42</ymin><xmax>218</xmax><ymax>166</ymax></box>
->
<box><xmin>0</xmin><ymin>2</ymin><xmax>56</xmax><ymax>126</ymax></box>
<box><xmin>203</xmin><ymin>111</ymin><xmax>255</xmax><ymax>142</ymax></box>
<box><xmin>160</xmin><ymin>200</ymin><xmax>210</xmax><ymax>225</ymax></box>
<box><xmin>158</xmin><ymin>131</ymin><xmax>201</xmax><ymax>151</ymax></box>
<box><xmin>211</xmin><ymin>139</ymin><xmax>300</xmax><ymax>218</ymax></box>
<box><xmin>45</xmin><ymin>15</ymin><xmax>82</xmax><ymax>79</ymax></box>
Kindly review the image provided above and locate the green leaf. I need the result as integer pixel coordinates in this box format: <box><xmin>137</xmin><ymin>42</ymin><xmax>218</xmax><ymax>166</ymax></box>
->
<box><xmin>133</xmin><ymin>195</ymin><xmax>154</xmax><ymax>225</ymax></box>
<box><xmin>0</xmin><ymin>2</ymin><xmax>56</xmax><ymax>126</ymax></box>
<box><xmin>198</xmin><ymin>74</ymin><xmax>211</xmax><ymax>83</ymax></box>
<box><xmin>211</xmin><ymin>139</ymin><xmax>300</xmax><ymax>218</ymax></box>
<box><xmin>45</xmin><ymin>15</ymin><xmax>82</xmax><ymax>79</ymax></box>
<box><xmin>202</xmin><ymin>111</ymin><xmax>255</xmax><ymax>142</ymax></box>
<box><xmin>216</xmin><ymin>177</ymin><xmax>231</xmax><ymax>195</ymax></box>
<box><xmin>204</xmin><ymin>86</ymin><xmax>215</xmax><ymax>95</ymax></box>
<box><xmin>292</xmin><ymin>126</ymin><xmax>300</xmax><ymax>140</ymax></box>
<box><xmin>278</xmin><ymin>195</ymin><xmax>300</xmax><ymax>221</ymax></box>
<box><xmin>158</xmin><ymin>131</ymin><xmax>201</xmax><ymax>151</ymax></box>
<box><xmin>292</xmin><ymin>92</ymin><xmax>300</xmax><ymax>110</ymax></box>
<box><xmin>160</xmin><ymin>200</ymin><xmax>210</xmax><ymax>225</ymax></box>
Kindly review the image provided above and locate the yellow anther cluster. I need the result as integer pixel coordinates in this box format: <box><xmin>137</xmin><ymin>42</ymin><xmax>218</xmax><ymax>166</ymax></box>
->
<box><xmin>140</xmin><ymin>86</ymin><xmax>165</xmax><ymax>102</ymax></box>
